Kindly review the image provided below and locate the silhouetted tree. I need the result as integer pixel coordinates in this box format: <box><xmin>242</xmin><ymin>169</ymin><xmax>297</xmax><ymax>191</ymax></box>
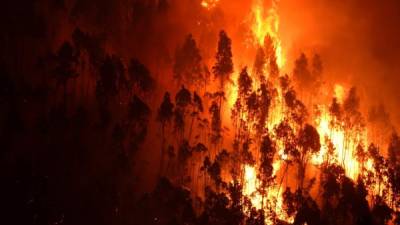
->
<box><xmin>157</xmin><ymin>92</ymin><xmax>175</xmax><ymax>177</ymax></box>
<box><xmin>97</xmin><ymin>55</ymin><xmax>123</xmax><ymax>98</ymax></box>
<box><xmin>310</xmin><ymin>54</ymin><xmax>323</xmax><ymax>95</ymax></box>
<box><xmin>256</xmin><ymin>83</ymin><xmax>272</xmax><ymax>135</ymax></box>
<box><xmin>293</xmin><ymin>195</ymin><xmax>321</xmax><ymax>225</ymax></box>
<box><xmin>173</xmin><ymin>34</ymin><xmax>203</xmax><ymax>88</ymax></box>
<box><xmin>209</xmin><ymin>101</ymin><xmax>222</xmax><ymax>144</ymax></box>
<box><xmin>343</xmin><ymin>87</ymin><xmax>364</xmax><ymax>132</ymax></box>
<box><xmin>178</xmin><ymin>140</ymin><xmax>192</xmax><ymax>185</ymax></box>
<box><xmin>372</xmin><ymin>196</ymin><xmax>392</xmax><ymax>225</ymax></box>
<box><xmin>253</xmin><ymin>47</ymin><xmax>266</xmax><ymax>82</ymax></box>
<box><xmin>297</xmin><ymin>124</ymin><xmax>320</xmax><ymax>189</ymax></box>
<box><xmin>213</xmin><ymin>30</ymin><xmax>233</xmax><ymax>88</ymax></box>
<box><xmin>188</xmin><ymin>92</ymin><xmax>203</xmax><ymax>140</ymax></box>
<box><xmin>158</xmin><ymin>92</ymin><xmax>175</xmax><ymax>128</ymax></box>
<box><xmin>258</xmin><ymin>135</ymin><xmax>276</xmax><ymax>208</ymax></box>
<box><xmin>199</xmin><ymin>186</ymin><xmax>244</xmax><ymax>225</ymax></box>
<box><xmin>72</xmin><ymin>27</ymin><xmax>105</xmax><ymax>68</ymax></box>
<box><xmin>329</xmin><ymin>97</ymin><xmax>342</xmax><ymax>127</ymax></box>
<box><xmin>388</xmin><ymin>132</ymin><xmax>400</xmax><ymax>209</ymax></box>
<box><xmin>53</xmin><ymin>41</ymin><xmax>79</xmax><ymax>106</ymax></box>
<box><xmin>173</xmin><ymin>86</ymin><xmax>192</xmax><ymax>141</ymax></box>
<box><xmin>134</xmin><ymin>178</ymin><xmax>196</xmax><ymax>225</ymax></box>
<box><xmin>367</xmin><ymin>144</ymin><xmax>388</xmax><ymax>197</ymax></box>
<box><xmin>284</xmin><ymin>88</ymin><xmax>308</xmax><ymax>125</ymax></box>
<box><xmin>128</xmin><ymin>95</ymin><xmax>151</xmax><ymax>153</ymax></box>
<box><xmin>128</xmin><ymin>58</ymin><xmax>155</xmax><ymax>96</ymax></box>
<box><xmin>293</xmin><ymin>53</ymin><xmax>311</xmax><ymax>89</ymax></box>
<box><xmin>238</xmin><ymin>67</ymin><xmax>252</xmax><ymax>98</ymax></box>
<box><xmin>264</xmin><ymin>35</ymin><xmax>279</xmax><ymax>80</ymax></box>
<box><xmin>274</xmin><ymin>119</ymin><xmax>298</xmax><ymax>192</ymax></box>
<box><xmin>175</xmin><ymin>86</ymin><xmax>192</xmax><ymax>108</ymax></box>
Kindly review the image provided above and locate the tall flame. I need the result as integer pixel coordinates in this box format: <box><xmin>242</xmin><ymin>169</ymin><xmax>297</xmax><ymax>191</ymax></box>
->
<box><xmin>313</xmin><ymin>105</ymin><xmax>366</xmax><ymax>179</ymax></box>
<box><xmin>251</xmin><ymin>0</ymin><xmax>285</xmax><ymax>68</ymax></box>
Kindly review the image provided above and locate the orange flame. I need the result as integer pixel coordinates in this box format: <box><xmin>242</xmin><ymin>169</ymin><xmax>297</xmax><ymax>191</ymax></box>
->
<box><xmin>201</xmin><ymin>0</ymin><xmax>219</xmax><ymax>10</ymax></box>
<box><xmin>313</xmin><ymin>105</ymin><xmax>367</xmax><ymax>180</ymax></box>
<box><xmin>250</xmin><ymin>0</ymin><xmax>285</xmax><ymax>68</ymax></box>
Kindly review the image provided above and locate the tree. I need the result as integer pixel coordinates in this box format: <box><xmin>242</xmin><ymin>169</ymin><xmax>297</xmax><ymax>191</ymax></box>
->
<box><xmin>158</xmin><ymin>92</ymin><xmax>175</xmax><ymax>126</ymax></box>
<box><xmin>238</xmin><ymin>67</ymin><xmax>252</xmax><ymax>98</ymax></box>
<box><xmin>53</xmin><ymin>41</ymin><xmax>79</xmax><ymax>106</ymax></box>
<box><xmin>274</xmin><ymin>119</ymin><xmax>298</xmax><ymax>195</ymax></box>
<box><xmin>264</xmin><ymin>35</ymin><xmax>279</xmax><ymax>80</ymax></box>
<box><xmin>293</xmin><ymin>195</ymin><xmax>321</xmax><ymax>225</ymax></box>
<box><xmin>253</xmin><ymin>47</ymin><xmax>266</xmax><ymax>82</ymax></box>
<box><xmin>72</xmin><ymin>27</ymin><xmax>105</xmax><ymax>68</ymax></box>
<box><xmin>96</xmin><ymin>55</ymin><xmax>122</xmax><ymax>101</ymax></box>
<box><xmin>175</xmin><ymin>86</ymin><xmax>192</xmax><ymax>108</ymax></box>
<box><xmin>297</xmin><ymin>124</ymin><xmax>320</xmax><ymax>189</ymax></box>
<box><xmin>112</xmin><ymin>55</ymin><xmax>128</xmax><ymax>95</ymax></box>
<box><xmin>178</xmin><ymin>140</ymin><xmax>193</xmax><ymax>185</ymax></box>
<box><xmin>232</xmin><ymin>67</ymin><xmax>253</xmax><ymax>153</ymax></box>
<box><xmin>258</xmin><ymin>135</ymin><xmax>276</xmax><ymax>209</ymax></box>
<box><xmin>188</xmin><ymin>92</ymin><xmax>203</xmax><ymax>140</ymax></box>
<box><xmin>329</xmin><ymin>97</ymin><xmax>342</xmax><ymax>125</ymax></box>
<box><xmin>256</xmin><ymin>83</ymin><xmax>272</xmax><ymax>136</ymax></box>
<box><xmin>174</xmin><ymin>86</ymin><xmax>192</xmax><ymax>141</ymax></box>
<box><xmin>157</xmin><ymin>92</ymin><xmax>175</xmax><ymax>177</ymax></box>
<box><xmin>372</xmin><ymin>196</ymin><xmax>392</xmax><ymax>225</ymax></box>
<box><xmin>310</xmin><ymin>54</ymin><xmax>323</xmax><ymax>96</ymax></box>
<box><xmin>128</xmin><ymin>58</ymin><xmax>155</xmax><ymax>96</ymax></box>
<box><xmin>127</xmin><ymin>95</ymin><xmax>151</xmax><ymax>153</ymax></box>
<box><xmin>173</xmin><ymin>34</ymin><xmax>203</xmax><ymax>88</ymax></box>
<box><xmin>96</xmin><ymin>55</ymin><xmax>122</xmax><ymax>126</ymax></box>
<box><xmin>209</xmin><ymin>101</ymin><xmax>222</xmax><ymax>144</ymax></box>
<box><xmin>284</xmin><ymin>88</ymin><xmax>308</xmax><ymax>126</ymax></box>
<box><xmin>367</xmin><ymin>144</ymin><xmax>388</xmax><ymax>196</ymax></box>
<box><xmin>128</xmin><ymin>95</ymin><xmax>151</xmax><ymax>123</ymax></box>
<box><xmin>343</xmin><ymin>87</ymin><xmax>364</xmax><ymax>130</ymax></box>
<box><xmin>388</xmin><ymin>132</ymin><xmax>400</xmax><ymax>208</ymax></box>
<box><xmin>311</xmin><ymin>54</ymin><xmax>322</xmax><ymax>78</ymax></box>
<box><xmin>213</xmin><ymin>30</ymin><xmax>233</xmax><ymax>88</ymax></box>
<box><xmin>199</xmin><ymin>187</ymin><xmax>243</xmax><ymax>225</ymax></box>
<box><xmin>293</xmin><ymin>53</ymin><xmax>311</xmax><ymax>89</ymax></box>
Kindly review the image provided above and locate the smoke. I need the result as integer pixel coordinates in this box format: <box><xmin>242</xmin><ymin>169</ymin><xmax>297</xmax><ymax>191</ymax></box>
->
<box><xmin>278</xmin><ymin>0</ymin><xmax>400</xmax><ymax>130</ymax></box>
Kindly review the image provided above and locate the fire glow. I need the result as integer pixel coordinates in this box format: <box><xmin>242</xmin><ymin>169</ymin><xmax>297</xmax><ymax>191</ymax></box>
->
<box><xmin>230</xmin><ymin>1</ymin><xmax>393</xmax><ymax>223</ymax></box>
<box><xmin>250</xmin><ymin>0</ymin><xmax>285</xmax><ymax>68</ymax></box>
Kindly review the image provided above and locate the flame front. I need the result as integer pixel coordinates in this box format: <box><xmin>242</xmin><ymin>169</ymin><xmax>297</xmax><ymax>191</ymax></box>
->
<box><xmin>250</xmin><ymin>0</ymin><xmax>285</xmax><ymax>68</ymax></box>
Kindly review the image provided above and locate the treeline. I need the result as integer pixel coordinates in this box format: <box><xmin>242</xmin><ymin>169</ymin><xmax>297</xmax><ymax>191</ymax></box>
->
<box><xmin>1</xmin><ymin>2</ymin><xmax>400</xmax><ymax>225</ymax></box>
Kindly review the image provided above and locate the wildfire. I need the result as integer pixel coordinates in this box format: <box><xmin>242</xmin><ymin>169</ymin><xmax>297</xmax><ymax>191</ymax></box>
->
<box><xmin>250</xmin><ymin>0</ymin><xmax>285</xmax><ymax>68</ymax></box>
<box><xmin>201</xmin><ymin>0</ymin><xmax>219</xmax><ymax>10</ymax></box>
<box><xmin>203</xmin><ymin>0</ymin><xmax>392</xmax><ymax>222</ymax></box>
<box><xmin>243</xmin><ymin>164</ymin><xmax>294</xmax><ymax>224</ymax></box>
<box><xmin>334</xmin><ymin>84</ymin><xmax>345</xmax><ymax>103</ymax></box>
<box><xmin>244</xmin><ymin>165</ymin><xmax>262</xmax><ymax>208</ymax></box>
<box><xmin>313</xmin><ymin>105</ymin><xmax>366</xmax><ymax>179</ymax></box>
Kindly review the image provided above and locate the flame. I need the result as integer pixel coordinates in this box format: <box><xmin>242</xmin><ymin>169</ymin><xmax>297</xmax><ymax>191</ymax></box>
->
<box><xmin>201</xmin><ymin>0</ymin><xmax>219</xmax><ymax>9</ymax></box>
<box><xmin>250</xmin><ymin>0</ymin><xmax>285</xmax><ymax>68</ymax></box>
<box><xmin>243</xmin><ymin>164</ymin><xmax>294</xmax><ymax>224</ymax></box>
<box><xmin>312</xmin><ymin>104</ymin><xmax>367</xmax><ymax>180</ymax></box>
<box><xmin>244</xmin><ymin>165</ymin><xmax>263</xmax><ymax>208</ymax></box>
<box><xmin>334</xmin><ymin>84</ymin><xmax>345</xmax><ymax>103</ymax></box>
<box><xmin>211</xmin><ymin>1</ymin><xmax>392</xmax><ymax>222</ymax></box>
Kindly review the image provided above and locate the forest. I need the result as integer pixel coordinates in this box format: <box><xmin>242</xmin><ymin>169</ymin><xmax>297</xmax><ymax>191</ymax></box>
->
<box><xmin>1</xmin><ymin>0</ymin><xmax>400</xmax><ymax>225</ymax></box>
